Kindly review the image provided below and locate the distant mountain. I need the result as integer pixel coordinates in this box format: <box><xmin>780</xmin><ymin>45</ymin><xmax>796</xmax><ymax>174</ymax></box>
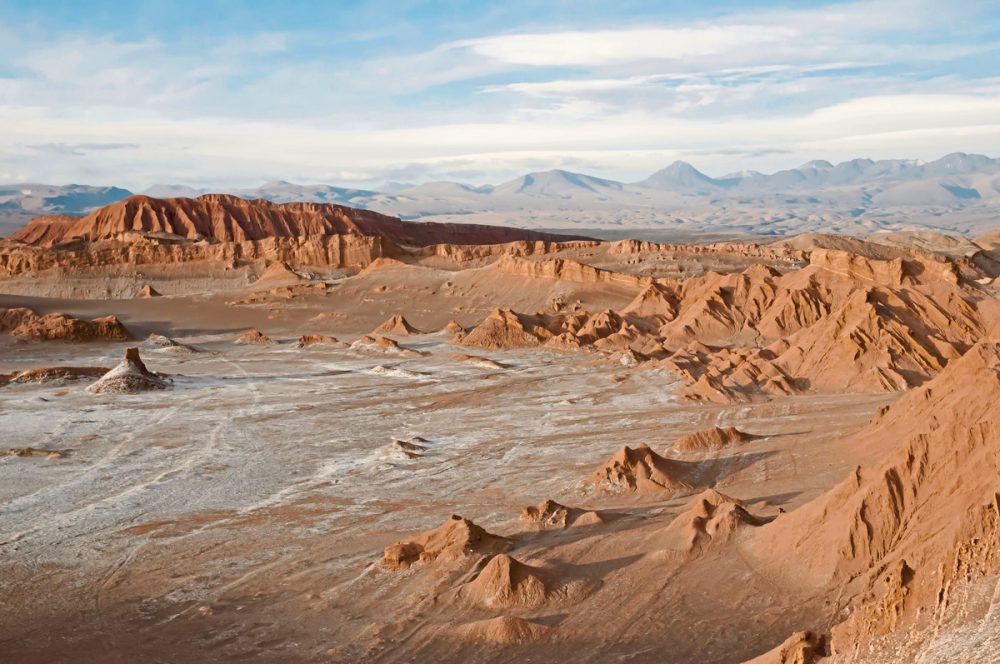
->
<box><xmin>3</xmin><ymin>152</ymin><xmax>1000</xmax><ymax>238</ymax></box>
<box><xmin>719</xmin><ymin>153</ymin><xmax>1000</xmax><ymax>191</ymax></box>
<box><xmin>399</xmin><ymin>181</ymin><xmax>494</xmax><ymax>197</ymax></box>
<box><xmin>237</xmin><ymin>181</ymin><xmax>385</xmax><ymax>206</ymax></box>
<box><xmin>0</xmin><ymin>184</ymin><xmax>133</xmax><ymax>215</ymax></box>
<box><xmin>635</xmin><ymin>161</ymin><xmax>724</xmax><ymax>193</ymax></box>
<box><xmin>493</xmin><ymin>169</ymin><xmax>623</xmax><ymax>198</ymax></box>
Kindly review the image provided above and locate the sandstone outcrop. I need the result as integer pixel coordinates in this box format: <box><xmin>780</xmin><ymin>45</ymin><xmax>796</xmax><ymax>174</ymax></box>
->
<box><xmin>492</xmin><ymin>254</ymin><xmax>649</xmax><ymax>288</ymax></box>
<box><xmin>455</xmin><ymin>616</ymin><xmax>553</xmax><ymax>645</ymax></box>
<box><xmin>235</xmin><ymin>328</ymin><xmax>271</xmax><ymax>345</ymax></box>
<box><xmin>589</xmin><ymin>443</ymin><xmax>694</xmax><ymax>496</ymax></box>
<box><xmin>383</xmin><ymin>514</ymin><xmax>510</xmax><ymax>570</ymax></box>
<box><xmin>665</xmin><ymin>490</ymin><xmax>774</xmax><ymax>552</ymax></box>
<box><xmin>8</xmin><ymin>194</ymin><xmax>590</xmax><ymax>248</ymax></box>
<box><xmin>449</xmin><ymin>353</ymin><xmax>506</xmax><ymax>369</ymax></box>
<box><xmin>373</xmin><ymin>314</ymin><xmax>421</xmax><ymax>336</ymax></box>
<box><xmin>742</xmin><ymin>631</ymin><xmax>826</xmax><ymax>664</ymax></box>
<box><xmin>0</xmin><ymin>233</ymin><xmax>401</xmax><ymax>278</ymax></box>
<box><xmin>87</xmin><ymin>348</ymin><xmax>171</xmax><ymax>394</ymax></box>
<box><xmin>351</xmin><ymin>335</ymin><xmax>425</xmax><ymax>357</ymax></box>
<box><xmin>521</xmin><ymin>499</ymin><xmax>603</xmax><ymax>529</ymax></box>
<box><xmin>460</xmin><ymin>308</ymin><xmax>553</xmax><ymax>350</ymax></box>
<box><xmin>748</xmin><ymin>340</ymin><xmax>1000</xmax><ymax>654</ymax></box>
<box><xmin>2</xmin><ymin>308</ymin><xmax>132</xmax><ymax>342</ymax></box>
<box><xmin>295</xmin><ymin>335</ymin><xmax>344</xmax><ymax>348</ymax></box>
<box><xmin>464</xmin><ymin>554</ymin><xmax>550</xmax><ymax>609</ymax></box>
<box><xmin>673</xmin><ymin>427</ymin><xmax>756</xmax><ymax>453</ymax></box>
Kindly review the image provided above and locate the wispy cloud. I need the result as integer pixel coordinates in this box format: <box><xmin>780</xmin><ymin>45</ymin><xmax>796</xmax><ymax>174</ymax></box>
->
<box><xmin>0</xmin><ymin>0</ymin><xmax>997</xmax><ymax>187</ymax></box>
<box><xmin>26</xmin><ymin>142</ymin><xmax>140</xmax><ymax>157</ymax></box>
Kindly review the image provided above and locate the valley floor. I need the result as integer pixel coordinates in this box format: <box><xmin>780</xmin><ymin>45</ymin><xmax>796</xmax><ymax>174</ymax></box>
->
<box><xmin>0</xmin><ymin>325</ymin><xmax>887</xmax><ymax>663</ymax></box>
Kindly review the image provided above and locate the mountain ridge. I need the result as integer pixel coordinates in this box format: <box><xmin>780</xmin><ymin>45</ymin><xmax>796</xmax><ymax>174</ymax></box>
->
<box><xmin>3</xmin><ymin>152</ymin><xmax>999</xmax><ymax>237</ymax></box>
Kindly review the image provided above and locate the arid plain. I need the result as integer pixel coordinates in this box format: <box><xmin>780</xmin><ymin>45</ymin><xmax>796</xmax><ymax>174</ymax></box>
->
<box><xmin>3</xmin><ymin>195</ymin><xmax>1000</xmax><ymax>663</ymax></box>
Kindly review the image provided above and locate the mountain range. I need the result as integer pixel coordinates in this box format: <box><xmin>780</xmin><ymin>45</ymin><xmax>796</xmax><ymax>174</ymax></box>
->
<box><xmin>3</xmin><ymin>153</ymin><xmax>999</xmax><ymax>238</ymax></box>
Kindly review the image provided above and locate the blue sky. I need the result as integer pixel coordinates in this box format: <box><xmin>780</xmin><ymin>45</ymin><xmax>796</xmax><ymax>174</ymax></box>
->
<box><xmin>1</xmin><ymin>0</ymin><xmax>999</xmax><ymax>189</ymax></box>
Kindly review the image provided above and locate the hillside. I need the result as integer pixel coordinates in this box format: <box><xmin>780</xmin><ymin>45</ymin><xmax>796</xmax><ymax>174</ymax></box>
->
<box><xmin>6</xmin><ymin>194</ymin><xmax>592</xmax><ymax>248</ymax></box>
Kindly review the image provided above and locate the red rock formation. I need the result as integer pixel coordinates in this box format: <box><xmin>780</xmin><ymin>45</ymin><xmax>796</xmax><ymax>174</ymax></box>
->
<box><xmin>0</xmin><ymin>233</ymin><xmax>401</xmax><ymax>277</ymax></box>
<box><xmin>748</xmin><ymin>340</ymin><xmax>1000</xmax><ymax>654</ymax></box>
<box><xmin>383</xmin><ymin>514</ymin><xmax>510</xmax><ymax>570</ymax></box>
<box><xmin>251</xmin><ymin>261</ymin><xmax>305</xmax><ymax>287</ymax></box>
<box><xmin>295</xmin><ymin>335</ymin><xmax>343</xmax><ymax>348</ymax></box>
<box><xmin>8</xmin><ymin>215</ymin><xmax>77</xmax><ymax>247</ymax></box>
<box><xmin>464</xmin><ymin>554</ymin><xmax>550</xmax><ymax>609</ymax></box>
<box><xmin>0</xmin><ymin>307</ymin><xmax>37</xmax><ymax>332</ymax></box>
<box><xmin>664</xmin><ymin>489</ymin><xmax>773</xmax><ymax>552</ymax></box>
<box><xmin>460</xmin><ymin>308</ymin><xmax>554</xmax><ymax>350</ymax></box>
<box><xmin>449</xmin><ymin>353</ymin><xmax>506</xmax><ymax>369</ymax></box>
<box><xmin>351</xmin><ymin>335</ymin><xmax>425</xmax><ymax>357</ymax></box>
<box><xmin>521</xmin><ymin>499</ymin><xmax>603</xmax><ymax>529</ymax></box>
<box><xmin>3</xmin><ymin>308</ymin><xmax>132</xmax><ymax>342</ymax></box>
<box><xmin>673</xmin><ymin>426</ymin><xmax>756</xmax><ymax>453</ymax></box>
<box><xmin>589</xmin><ymin>443</ymin><xmax>694</xmax><ymax>496</ymax></box>
<box><xmin>235</xmin><ymin>329</ymin><xmax>271</xmax><ymax>345</ymax></box>
<box><xmin>455</xmin><ymin>616</ymin><xmax>553</xmax><ymax>644</ymax></box>
<box><xmin>742</xmin><ymin>631</ymin><xmax>826</xmax><ymax>664</ymax></box>
<box><xmin>413</xmin><ymin>239</ymin><xmax>600</xmax><ymax>263</ymax></box>
<box><xmin>373</xmin><ymin>314</ymin><xmax>421</xmax><ymax>336</ymax></box>
<box><xmin>492</xmin><ymin>254</ymin><xmax>650</xmax><ymax>288</ymax></box>
<box><xmin>610</xmin><ymin>238</ymin><xmax>806</xmax><ymax>264</ymax></box>
<box><xmin>8</xmin><ymin>194</ymin><xmax>592</xmax><ymax>247</ymax></box>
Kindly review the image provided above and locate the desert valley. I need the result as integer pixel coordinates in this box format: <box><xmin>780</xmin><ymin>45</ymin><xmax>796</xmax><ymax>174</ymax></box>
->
<box><xmin>5</xmin><ymin>1</ymin><xmax>1000</xmax><ymax>662</ymax></box>
<box><xmin>2</xmin><ymin>191</ymin><xmax>1000</xmax><ymax>662</ymax></box>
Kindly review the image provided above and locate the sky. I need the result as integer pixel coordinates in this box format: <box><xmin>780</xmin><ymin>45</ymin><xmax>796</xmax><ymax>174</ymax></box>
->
<box><xmin>1</xmin><ymin>0</ymin><xmax>999</xmax><ymax>190</ymax></box>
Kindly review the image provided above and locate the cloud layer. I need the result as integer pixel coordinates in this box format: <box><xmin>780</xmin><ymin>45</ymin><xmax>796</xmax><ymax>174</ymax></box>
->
<box><xmin>0</xmin><ymin>0</ymin><xmax>998</xmax><ymax>188</ymax></box>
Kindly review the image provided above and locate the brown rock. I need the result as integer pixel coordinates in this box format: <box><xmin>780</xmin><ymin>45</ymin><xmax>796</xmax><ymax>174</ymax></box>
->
<box><xmin>589</xmin><ymin>443</ymin><xmax>694</xmax><ymax>496</ymax></box>
<box><xmin>460</xmin><ymin>308</ymin><xmax>553</xmax><ymax>350</ymax></box>
<box><xmin>455</xmin><ymin>615</ymin><xmax>553</xmax><ymax>645</ymax></box>
<box><xmin>6</xmin><ymin>309</ymin><xmax>132</xmax><ymax>342</ymax></box>
<box><xmin>665</xmin><ymin>489</ymin><xmax>774</xmax><ymax>552</ymax></box>
<box><xmin>673</xmin><ymin>426</ymin><xmax>756</xmax><ymax>453</ymax></box>
<box><xmin>235</xmin><ymin>328</ymin><xmax>271</xmax><ymax>345</ymax></box>
<box><xmin>464</xmin><ymin>554</ymin><xmax>550</xmax><ymax>609</ymax></box>
<box><xmin>8</xmin><ymin>194</ymin><xmax>591</xmax><ymax>248</ymax></box>
<box><xmin>382</xmin><ymin>514</ymin><xmax>509</xmax><ymax>570</ymax></box>
<box><xmin>87</xmin><ymin>348</ymin><xmax>171</xmax><ymax>394</ymax></box>
<box><xmin>373</xmin><ymin>314</ymin><xmax>421</xmax><ymax>336</ymax></box>
<box><xmin>742</xmin><ymin>631</ymin><xmax>825</xmax><ymax>664</ymax></box>
<box><xmin>749</xmin><ymin>340</ymin><xmax>1000</xmax><ymax>653</ymax></box>
<box><xmin>295</xmin><ymin>334</ymin><xmax>343</xmax><ymax>348</ymax></box>
<box><xmin>521</xmin><ymin>499</ymin><xmax>603</xmax><ymax>529</ymax></box>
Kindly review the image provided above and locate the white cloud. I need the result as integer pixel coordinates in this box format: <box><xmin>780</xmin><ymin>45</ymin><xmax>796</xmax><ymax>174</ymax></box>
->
<box><xmin>457</xmin><ymin>25</ymin><xmax>800</xmax><ymax>67</ymax></box>
<box><xmin>2</xmin><ymin>91</ymin><xmax>999</xmax><ymax>188</ymax></box>
<box><xmin>0</xmin><ymin>0</ymin><xmax>996</xmax><ymax>187</ymax></box>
